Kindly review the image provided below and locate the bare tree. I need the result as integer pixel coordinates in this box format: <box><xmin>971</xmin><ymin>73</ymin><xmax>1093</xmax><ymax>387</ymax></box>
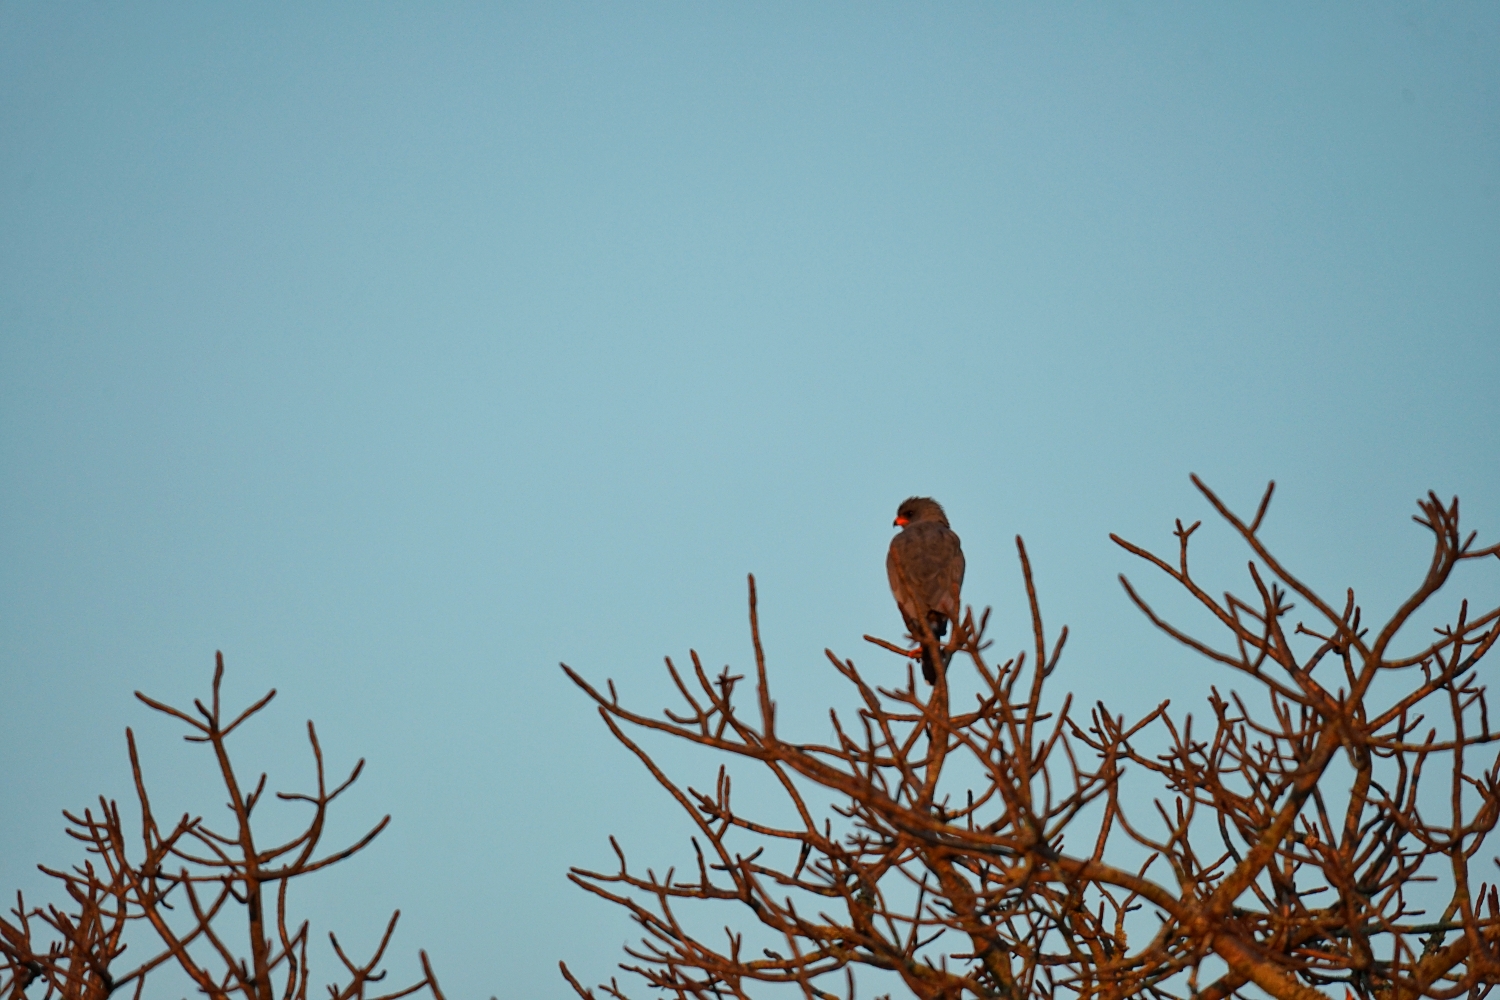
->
<box><xmin>0</xmin><ymin>655</ymin><xmax>446</xmax><ymax>1000</ymax></box>
<box><xmin>560</xmin><ymin>478</ymin><xmax>1500</xmax><ymax>1000</ymax></box>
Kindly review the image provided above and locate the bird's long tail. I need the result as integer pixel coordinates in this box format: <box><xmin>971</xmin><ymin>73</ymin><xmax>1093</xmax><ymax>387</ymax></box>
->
<box><xmin>922</xmin><ymin>614</ymin><xmax>950</xmax><ymax>684</ymax></box>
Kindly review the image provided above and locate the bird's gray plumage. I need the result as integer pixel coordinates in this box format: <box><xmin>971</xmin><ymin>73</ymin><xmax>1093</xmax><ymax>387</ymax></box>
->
<box><xmin>887</xmin><ymin>497</ymin><xmax>965</xmax><ymax>683</ymax></box>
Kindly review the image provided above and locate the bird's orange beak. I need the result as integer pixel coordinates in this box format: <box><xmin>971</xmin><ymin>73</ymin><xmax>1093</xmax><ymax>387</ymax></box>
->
<box><xmin>894</xmin><ymin>516</ymin><xmax>909</xmax><ymax>527</ymax></box>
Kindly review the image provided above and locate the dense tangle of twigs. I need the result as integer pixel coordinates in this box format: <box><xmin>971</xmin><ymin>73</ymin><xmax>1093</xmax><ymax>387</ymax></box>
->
<box><xmin>561</xmin><ymin>479</ymin><xmax>1500</xmax><ymax>1000</ymax></box>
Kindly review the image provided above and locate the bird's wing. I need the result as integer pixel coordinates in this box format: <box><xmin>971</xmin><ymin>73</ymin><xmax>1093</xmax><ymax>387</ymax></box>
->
<box><xmin>935</xmin><ymin>539</ymin><xmax>965</xmax><ymax>622</ymax></box>
<box><xmin>890</xmin><ymin>524</ymin><xmax>962</xmax><ymax>617</ymax></box>
<box><xmin>897</xmin><ymin>523</ymin><xmax>963</xmax><ymax>620</ymax></box>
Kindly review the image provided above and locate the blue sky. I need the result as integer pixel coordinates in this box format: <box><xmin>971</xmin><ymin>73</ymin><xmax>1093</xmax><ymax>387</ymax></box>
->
<box><xmin>2</xmin><ymin>5</ymin><xmax>1497</xmax><ymax>997</ymax></box>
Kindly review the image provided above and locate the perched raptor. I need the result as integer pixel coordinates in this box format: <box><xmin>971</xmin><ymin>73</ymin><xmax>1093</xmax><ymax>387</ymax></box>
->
<box><xmin>886</xmin><ymin>497</ymin><xmax>966</xmax><ymax>683</ymax></box>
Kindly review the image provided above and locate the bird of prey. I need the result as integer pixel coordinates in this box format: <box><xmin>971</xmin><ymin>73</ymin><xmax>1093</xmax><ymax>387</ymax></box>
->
<box><xmin>887</xmin><ymin>497</ymin><xmax>966</xmax><ymax>683</ymax></box>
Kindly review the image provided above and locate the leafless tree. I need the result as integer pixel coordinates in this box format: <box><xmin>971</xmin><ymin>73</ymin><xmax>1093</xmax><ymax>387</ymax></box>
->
<box><xmin>0</xmin><ymin>655</ymin><xmax>445</xmax><ymax>1000</ymax></box>
<box><xmin>561</xmin><ymin>478</ymin><xmax>1500</xmax><ymax>1000</ymax></box>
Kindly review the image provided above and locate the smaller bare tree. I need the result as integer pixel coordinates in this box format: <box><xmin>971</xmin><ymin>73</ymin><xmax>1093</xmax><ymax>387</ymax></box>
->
<box><xmin>0</xmin><ymin>654</ymin><xmax>446</xmax><ymax>1000</ymax></box>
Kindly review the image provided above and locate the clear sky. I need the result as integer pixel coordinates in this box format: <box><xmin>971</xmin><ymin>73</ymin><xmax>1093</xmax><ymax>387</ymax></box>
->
<box><xmin>2</xmin><ymin>5</ymin><xmax>1497</xmax><ymax>998</ymax></box>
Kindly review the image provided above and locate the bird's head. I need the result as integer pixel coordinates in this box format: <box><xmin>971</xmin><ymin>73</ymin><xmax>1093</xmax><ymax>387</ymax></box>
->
<box><xmin>894</xmin><ymin>497</ymin><xmax>949</xmax><ymax>528</ymax></box>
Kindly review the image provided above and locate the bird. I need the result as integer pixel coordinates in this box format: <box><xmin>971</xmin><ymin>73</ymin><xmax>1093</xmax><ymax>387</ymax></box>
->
<box><xmin>887</xmin><ymin>497</ymin><xmax>966</xmax><ymax>683</ymax></box>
